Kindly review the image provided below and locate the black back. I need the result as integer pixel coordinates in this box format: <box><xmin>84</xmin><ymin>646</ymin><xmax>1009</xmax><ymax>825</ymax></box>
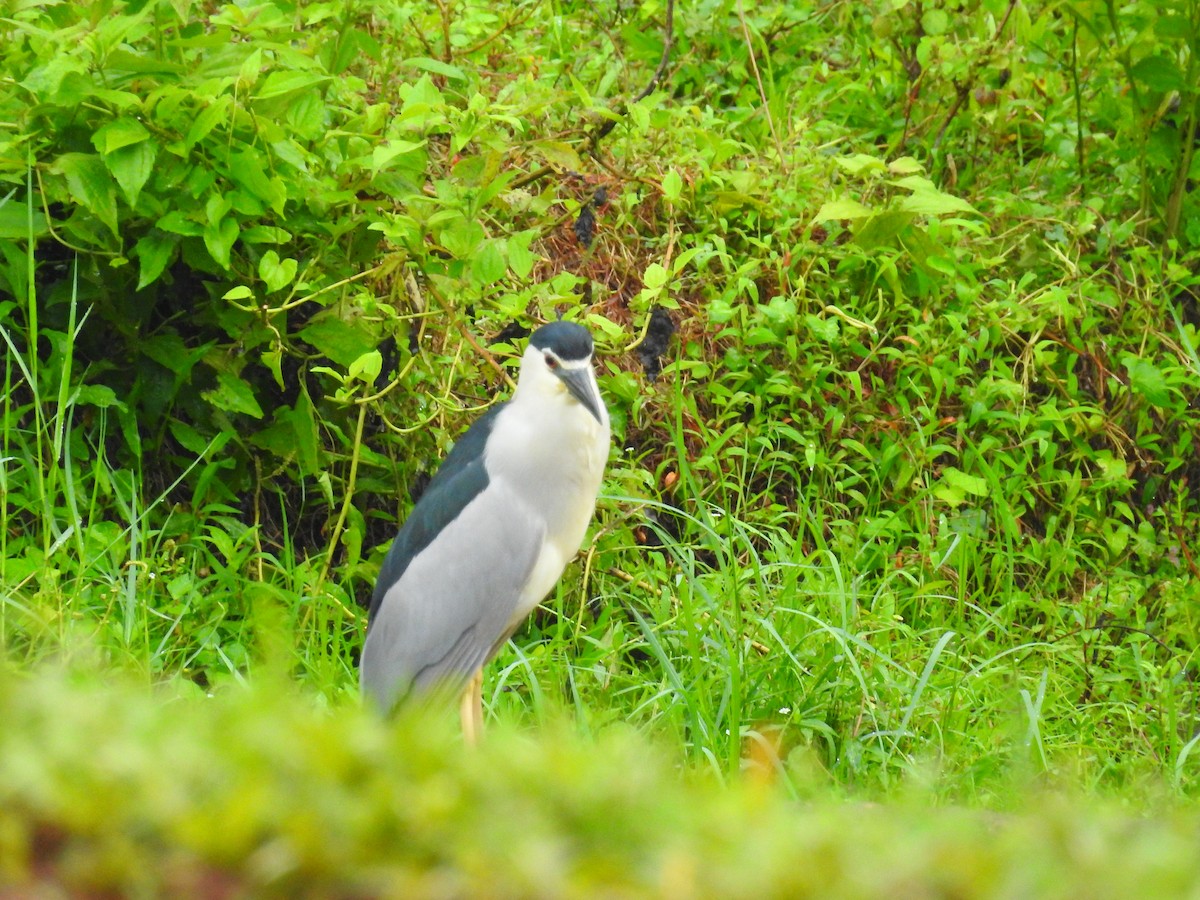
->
<box><xmin>368</xmin><ymin>403</ymin><xmax>506</xmax><ymax>624</ymax></box>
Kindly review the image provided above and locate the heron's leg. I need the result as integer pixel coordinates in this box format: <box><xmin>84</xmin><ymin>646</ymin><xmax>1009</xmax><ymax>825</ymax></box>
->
<box><xmin>460</xmin><ymin>668</ymin><xmax>484</xmax><ymax>744</ymax></box>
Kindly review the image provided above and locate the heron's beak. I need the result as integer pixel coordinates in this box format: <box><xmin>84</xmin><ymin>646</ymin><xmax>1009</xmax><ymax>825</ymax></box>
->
<box><xmin>557</xmin><ymin>366</ymin><xmax>606</xmax><ymax>425</ymax></box>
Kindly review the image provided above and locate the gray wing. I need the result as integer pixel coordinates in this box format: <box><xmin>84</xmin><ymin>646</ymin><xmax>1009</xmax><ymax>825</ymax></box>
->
<box><xmin>360</xmin><ymin>479</ymin><xmax>544</xmax><ymax>712</ymax></box>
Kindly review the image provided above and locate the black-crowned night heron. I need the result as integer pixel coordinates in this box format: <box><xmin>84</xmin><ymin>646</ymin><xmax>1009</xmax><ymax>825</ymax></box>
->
<box><xmin>360</xmin><ymin>321</ymin><xmax>609</xmax><ymax>741</ymax></box>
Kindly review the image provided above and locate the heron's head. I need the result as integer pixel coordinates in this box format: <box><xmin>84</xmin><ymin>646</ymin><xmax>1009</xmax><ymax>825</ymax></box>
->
<box><xmin>517</xmin><ymin>321</ymin><xmax>607</xmax><ymax>426</ymax></box>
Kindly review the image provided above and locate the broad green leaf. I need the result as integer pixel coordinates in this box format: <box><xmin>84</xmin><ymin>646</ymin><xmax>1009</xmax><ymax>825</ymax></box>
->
<box><xmin>203</xmin><ymin>370</ymin><xmax>264</xmax><ymax>419</ymax></box>
<box><xmin>1130</xmin><ymin>55</ymin><xmax>1183</xmax><ymax>92</ymax></box>
<box><xmin>286</xmin><ymin>90</ymin><xmax>326</xmax><ymax>139</ymax></box>
<box><xmin>92</xmin><ymin>118</ymin><xmax>150</xmax><ymax>154</ymax></box>
<box><xmin>371</xmin><ymin>140</ymin><xmax>427</xmax><ymax>174</ymax></box>
<box><xmin>402</xmin><ymin>57</ymin><xmax>468</xmax><ymax>82</ymax></box>
<box><xmin>400</xmin><ymin>75</ymin><xmax>446</xmax><ymax>116</ymax></box>
<box><xmin>134</xmin><ymin>231</ymin><xmax>176</xmax><ymax>289</ymax></box>
<box><xmin>238</xmin><ymin>47</ymin><xmax>263</xmax><ymax>90</ymax></box>
<box><xmin>439</xmin><ymin>218</ymin><xmax>485</xmax><ymax>258</ymax></box>
<box><xmin>805</xmin><ymin>313</ymin><xmax>840</xmax><ymax>343</ymax></box>
<box><xmin>230</xmin><ymin>152</ymin><xmax>286</xmax><ymax>214</ymax></box>
<box><xmin>662</xmin><ymin>169</ymin><xmax>683</xmax><ymax>203</ymax></box>
<box><xmin>893</xmin><ymin>176</ymin><xmax>979</xmax><ymax>216</ymax></box>
<box><xmin>156</xmin><ymin>211</ymin><xmax>203</xmax><ymax>236</ymax></box>
<box><xmin>1124</xmin><ymin>357</ymin><xmax>1171</xmax><ymax>407</ymax></box>
<box><xmin>835</xmin><ymin>154</ymin><xmax>887</xmax><ymax>176</ymax></box>
<box><xmin>223</xmin><ymin>285</ymin><xmax>254</xmax><ymax>300</ymax></box>
<box><xmin>921</xmin><ymin>9</ymin><xmax>949</xmax><ymax>34</ymax></box>
<box><xmin>899</xmin><ymin>189</ymin><xmax>979</xmax><ymax>216</ymax></box>
<box><xmin>205</xmin><ymin>193</ymin><xmax>232</xmax><ymax>226</ymax></box>
<box><xmin>471</xmin><ymin>240</ymin><xmax>507</xmax><ymax>285</ymax></box>
<box><xmin>887</xmin><ymin>156</ymin><xmax>924</xmax><ymax>175</ymax></box>
<box><xmin>241</xmin><ymin>225</ymin><xmax>292</xmax><ymax>244</ymax></box>
<box><xmin>254</xmin><ymin>71</ymin><xmax>331</xmax><ymax>100</ymax></box>
<box><xmin>643</xmin><ymin>263</ymin><xmax>668</xmax><ymax>291</ymax></box>
<box><xmin>203</xmin><ymin>216</ymin><xmax>239</xmax><ymax>269</ymax></box>
<box><xmin>813</xmin><ymin>197</ymin><xmax>872</xmax><ymax>221</ymax></box>
<box><xmin>105</xmin><ymin>141</ymin><xmax>156</xmax><ymax>206</ymax></box>
<box><xmin>261</xmin><ymin>348</ymin><xmax>284</xmax><ymax>389</ymax></box>
<box><xmin>258</xmin><ymin>250</ymin><xmax>297</xmax><ymax>293</ymax></box>
<box><xmin>534</xmin><ymin>140</ymin><xmax>582</xmax><ymax>171</ymax></box>
<box><xmin>507</xmin><ymin>230</ymin><xmax>537</xmax><ymax>279</ymax></box>
<box><xmin>74</xmin><ymin>384</ymin><xmax>122</xmax><ymax>409</ymax></box>
<box><xmin>299</xmin><ymin>316</ymin><xmax>375</xmax><ymax>367</ymax></box>
<box><xmin>1093</xmin><ymin>451</ymin><xmax>1129</xmax><ymax>484</ymax></box>
<box><xmin>942</xmin><ymin>467</ymin><xmax>989</xmax><ymax>497</ymax></box>
<box><xmin>0</xmin><ymin>202</ymin><xmax>48</xmax><ymax>239</ymax></box>
<box><xmin>54</xmin><ymin>153</ymin><xmax>119</xmax><ymax>237</ymax></box>
<box><xmin>348</xmin><ymin>350</ymin><xmax>382</xmax><ymax>384</ymax></box>
<box><xmin>854</xmin><ymin>210</ymin><xmax>915</xmax><ymax>249</ymax></box>
<box><xmin>168</xmin><ymin>419</ymin><xmax>210</xmax><ymax>456</ymax></box>
<box><xmin>186</xmin><ymin>96</ymin><xmax>232</xmax><ymax>149</ymax></box>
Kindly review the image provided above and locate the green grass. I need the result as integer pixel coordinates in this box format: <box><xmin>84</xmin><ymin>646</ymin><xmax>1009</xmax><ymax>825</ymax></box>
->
<box><xmin>1</xmin><ymin>0</ymin><xmax>1199</xmax><ymax>891</ymax></box>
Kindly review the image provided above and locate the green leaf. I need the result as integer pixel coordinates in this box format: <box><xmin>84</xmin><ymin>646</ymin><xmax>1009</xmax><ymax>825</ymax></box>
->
<box><xmin>203</xmin><ymin>216</ymin><xmax>239</xmax><ymax>269</ymax></box>
<box><xmin>662</xmin><ymin>169</ymin><xmax>683</xmax><ymax>203</ymax></box>
<box><xmin>533</xmin><ymin>140</ymin><xmax>582</xmax><ymax>171</ymax></box>
<box><xmin>156</xmin><ymin>211</ymin><xmax>203</xmax><ymax>236</ymax></box>
<box><xmin>854</xmin><ymin>210</ymin><xmax>916</xmax><ymax>250</ymax></box>
<box><xmin>229</xmin><ymin>152</ymin><xmax>286</xmax><ymax>215</ymax></box>
<box><xmin>887</xmin><ymin>156</ymin><xmax>924</xmax><ymax>175</ymax></box>
<box><xmin>105</xmin><ymin>141</ymin><xmax>157</xmax><ymax>206</ymax></box>
<box><xmin>1130</xmin><ymin>55</ymin><xmax>1183</xmax><ymax>92</ymax></box>
<box><xmin>805</xmin><ymin>313</ymin><xmax>840</xmax><ymax>343</ymax></box>
<box><xmin>74</xmin><ymin>384</ymin><xmax>123</xmax><ymax>409</ymax></box>
<box><xmin>813</xmin><ymin>197</ymin><xmax>873</xmax><ymax>221</ymax></box>
<box><xmin>258</xmin><ymin>250</ymin><xmax>297</xmax><ymax>293</ymax></box>
<box><xmin>471</xmin><ymin>240</ymin><xmax>507</xmax><ymax>285</ymax></box>
<box><xmin>92</xmin><ymin>118</ymin><xmax>150</xmax><ymax>154</ymax></box>
<box><xmin>134</xmin><ymin>231</ymin><xmax>176</xmax><ymax>289</ymax></box>
<box><xmin>54</xmin><ymin>153</ymin><xmax>119</xmax><ymax>237</ymax></box>
<box><xmin>348</xmin><ymin>350</ymin><xmax>383</xmax><ymax>384</ymax></box>
<box><xmin>439</xmin><ymin>217</ymin><xmax>485</xmax><ymax>258</ymax></box>
<box><xmin>291</xmin><ymin>390</ymin><xmax>320</xmax><ymax>475</ymax></box>
<box><xmin>203</xmin><ymin>370</ymin><xmax>264</xmax><ymax>419</ymax></box>
<box><xmin>241</xmin><ymin>226</ymin><xmax>292</xmax><ymax>244</ymax></box>
<box><xmin>835</xmin><ymin>154</ymin><xmax>887</xmax><ymax>176</ymax></box>
<box><xmin>254</xmin><ymin>71</ymin><xmax>331</xmax><ymax>100</ymax></box>
<box><xmin>893</xmin><ymin>176</ymin><xmax>979</xmax><ymax>216</ymax></box>
<box><xmin>0</xmin><ymin>201</ymin><xmax>48</xmax><ymax>239</ymax></box>
<box><xmin>920</xmin><ymin>9</ymin><xmax>949</xmax><ymax>34</ymax></box>
<box><xmin>371</xmin><ymin>140</ymin><xmax>427</xmax><ymax>174</ymax></box>
<box><xmin>186</xmin><ymin>96</ymin><xmax>232</xmax><ymax>149</ymax></box>
<box><xmin>403</xmin><ymin>57</ymin><xmax>468</xmax><ymax>82</ymax></box>
<box><xmin>643</xmin><ymin>263</ymin><xmax>668</xmax><ymax>291</ymax></box>
<box><xmin>1124</xmin><ymin>357</ymin><xmax>1171</xmax><ymax>407</ymax></box>
<box><xmin>507</xmin><ymin>230</ymin><xmax>537</xmax><ymax>279</ymax></box>
<box><xmin>299</xmin><ymin>316</ymin><xmax>375</xmax><ymax>367</ymax></box>
<box><xmin>942</xmin><ymin>467</ymin><xmax>989</xmax><ymax>497</ymax></box>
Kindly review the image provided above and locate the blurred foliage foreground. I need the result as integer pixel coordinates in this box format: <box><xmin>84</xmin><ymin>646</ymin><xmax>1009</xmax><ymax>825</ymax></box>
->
<box><xmin>1</xmin><ymin>664</ymin><xmax>1199</xmax><ymax>898</ymax></box>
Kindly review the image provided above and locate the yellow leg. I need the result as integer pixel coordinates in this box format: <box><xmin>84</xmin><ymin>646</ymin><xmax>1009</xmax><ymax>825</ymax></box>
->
<box><xmin>459</xmin><ymin>668</ymin><xmax>484</xmax><ymax>745</ymax></box>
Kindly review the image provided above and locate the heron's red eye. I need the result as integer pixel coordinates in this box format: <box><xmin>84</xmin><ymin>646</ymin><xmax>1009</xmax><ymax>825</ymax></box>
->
<box><xmin>544</xmin><ymin>353</ymin><xmax>558</xmax><ymax>369</ymax></box>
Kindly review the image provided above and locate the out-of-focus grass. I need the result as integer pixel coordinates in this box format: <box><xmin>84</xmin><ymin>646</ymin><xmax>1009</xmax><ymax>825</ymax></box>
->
<box><xmin>1</xmin><ymin>660</ymin><xmax>1198</xmax><ymax>898</ymax></box>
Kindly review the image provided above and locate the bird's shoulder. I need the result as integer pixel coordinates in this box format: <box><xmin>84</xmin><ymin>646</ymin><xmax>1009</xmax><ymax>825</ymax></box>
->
<box><xmin>368</xmin><ymin>402</ymin><xmax>507</xmax><ymax>623</ymax></box>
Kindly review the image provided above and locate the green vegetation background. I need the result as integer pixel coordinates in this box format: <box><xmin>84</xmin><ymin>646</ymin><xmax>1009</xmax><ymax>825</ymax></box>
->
<box><xmin>1</xmin><ymin>0</ymin><xmax>1198</xmax><ymax>894</ymax></box>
